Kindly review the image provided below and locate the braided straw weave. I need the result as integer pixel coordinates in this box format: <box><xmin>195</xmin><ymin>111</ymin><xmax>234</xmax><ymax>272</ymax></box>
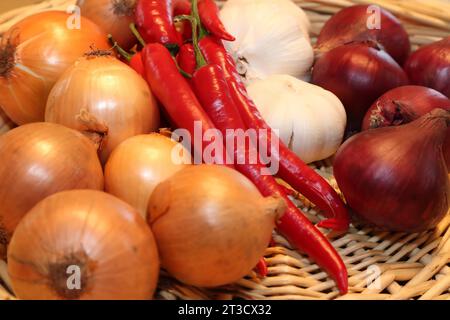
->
<box><xmin>0</xmin><ymin>0</ymin><xmax>449</xmax><ymax>300</ymax></box>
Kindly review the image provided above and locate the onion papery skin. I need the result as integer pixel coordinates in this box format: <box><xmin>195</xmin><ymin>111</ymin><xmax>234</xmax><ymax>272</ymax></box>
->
<box><xmin>316</xmin><ymin>5</ymin><xmax>410</xmax><ymax>65</ymax></box>
<box><xmin>77</xmin><ymin>0</ymin><xmax>137</xmax><ymax>50</ymax></box>
<box><xmin>334</xmin><ymin>110</ymin><xmax>450</xmax><ymax>232</ymax></box>
<box><xmin>105</xmin><ymin>134</ymin><xmax>191</xmax><ymax>218</ymax></box>
<box><xmin>0</xmin><ymin>11</ymin><xmax>110</xmax><ymax>125</ymax></box>
<box><xmin>404</xmin><ymin>37</ymin><xmax>450</xmax><ymax>98</ymax></box>
<box><xmin>0</xmin><ymin>123</ymin><xmax>104</xmax><ymax>254</ymax></box>
<box><xmin>148</xmin><ymin>165</ymin><xmax>284</xmax><ymax>287</ymax></box>
<box><xmin>8</xmin><ymin>190</ymin><xmax>159</xmax><ymax>300</ymax></box>
<box><xmin>45</xmin><ymin>55</ymin><xmax>160</xmax><ymax>163</ymax></box>
<box><xmin>312</xmin><ymin>43</ymin><xmax>409</xmax><ymax>132</ymax></box>
<box><xmin>362</xmin><ymin>86</ymin><xmax>450</xmax><ymax>130</ymax></box>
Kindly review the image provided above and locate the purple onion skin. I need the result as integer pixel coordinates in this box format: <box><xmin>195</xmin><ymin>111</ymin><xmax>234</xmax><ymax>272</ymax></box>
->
<box><xmin>404</xmin><ymin>37</ymin><xmax>450</xmax><ymax>98</ymax></box>
<box><xmin>362</xmin><ymin>85</ymin><xmax>450</xmax><ymax>170</ymax></box>
<box><xmin>316</xmin><ymin>5</ymin><xmax>411</xmax><ymax>65</ymax></box>
<box><xmin>334</xmin><ymin>109</ymin><xmax>450</xmax><ymax>232</ymax></box>
<box><xmin>312</xmin><ymin>43</ymin><xmax>409</xmax><ymax>133</ymax></box>
<box><xmin>362</xmin><ymin>86</ymin><xmax>450</xmax><ymax>130</ymax></box>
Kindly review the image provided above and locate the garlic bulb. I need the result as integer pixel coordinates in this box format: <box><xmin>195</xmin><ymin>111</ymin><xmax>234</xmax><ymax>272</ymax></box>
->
<box><xmin>247</xmin><ymin>75</ymin><xmax>347</xmax><ymax>163</ymax></box>
<box><xmin>220</xmin><ymin>0</ymin><xmax>313</xmax><ymax>82</ymax></box>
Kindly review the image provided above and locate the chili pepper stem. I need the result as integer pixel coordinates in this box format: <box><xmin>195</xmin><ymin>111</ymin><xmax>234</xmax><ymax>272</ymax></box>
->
<box><xmin>191</xmin><ymin>0</ymin><xmax>208</xmax><ymax>39</ymax></box>
<box><xmin>177</xmin><ymin>62</ymin><xmax>193</xmax><ymax>78</ymax></box>
<box><xmin>129</xmin><ymin>23</ymin><xmax>147</xmax><ymax>48</ymax></box>
<box><xmin>108</xmin><ymin>34</ymin><xmax>132</xmax><ymax>62</ymax></box>
<box><xmin>175</xmin><ymin>14</ymin><xmax>207</xmax><ymax>68</ymax></box>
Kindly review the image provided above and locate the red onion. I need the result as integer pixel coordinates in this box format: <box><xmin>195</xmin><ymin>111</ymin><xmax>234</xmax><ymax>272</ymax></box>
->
<box><xmin>362</xmin><ymin>86</ymin><xmax>450</xmax><ymax>130</ymax></box>
<box><xmin>362</xmin><ymin>86</ymin><xmax>450</xmax><ymax>170</ymax></box>
<box><xmin>312</xmin><ymin>42</ymin><xmax>409</xmax><ymax>132</ymax></box>
<box><xmin>334</xmin><ymin>109</ymin><xmax>450</xmax><ymax>232</ymax></box>
<box><xmin>404</xmin><ymin>37</ymin><xmax>450</xmax><ymax>98</ymax></box>
<box><xmin>316</xmin><ymin>5</ymin><xmax>410</xmax><ymax>65</ymax></box>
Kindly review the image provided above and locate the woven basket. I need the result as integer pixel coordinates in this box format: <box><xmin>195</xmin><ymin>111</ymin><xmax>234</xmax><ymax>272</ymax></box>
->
<box><xmin>0</xmin><ymin>0</ymin><xmax>449</xmax><ymax>301</ymax></box>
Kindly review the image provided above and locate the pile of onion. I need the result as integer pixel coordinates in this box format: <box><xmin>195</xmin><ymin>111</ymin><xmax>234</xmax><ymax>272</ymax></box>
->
<box><xmin>148</xmin><ymin>165</ymin><xmax>285</xmax><ymax>287</ymax></box>
<box><xmin>105</xmin><ymin>133</ymin><xmax>192</xmax><ymax>218</ymax></box>
<box><xmin>77</xmin><ymin>0</ymin><xmax>137</xmax><ymax>49</ymax></box>
<box><xmin>334</xmin><ymin>109</ymin><xmax>450</xmax><ymax>232</ymax></box>
<box><xmin>312</xmin><ymin>42</ymin><xmax>409</xmax><ymax>132</ymax></box>
<box><xmin>404</xmin><ymin>37</ymin><xmax>450</xmax><ymax>98</ymax></box>
<box><xmin>0</xmin><ymin>11</ymin><xmax>109</xmax><ymax>125</ymax></box>
<box><xmin>315</xmin><ymin>4</ymin><xmax>410</xmax><ymax>65</ymax></box>
<box><xmin>0</xmin><ymin>123</ymin><xmax>104</xmax><ymax>256</ymax></box>
<box><xmin>45</xmin><ymin>52</ymin><xmax>160</xmax><ymax>163</ymax></box>
<box><xmin>8</xmin><ymin>190</ymin><xmax>159</xmax><ymax>300</ymax></box>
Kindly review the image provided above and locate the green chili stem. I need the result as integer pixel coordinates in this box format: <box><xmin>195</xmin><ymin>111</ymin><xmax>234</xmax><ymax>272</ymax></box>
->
<box><xmin>177</xmin><ymin>62</ymin><xmax>193</xmax><ymax>78</ymax></box>
<box><xmin>174</xmin><ymin>14</ymin><xmax>206</xmax><ymax>68</ymax></box>
<box><xmin>108</xmin><ymin>34</ymin><xmax>132</xmax><ymax>62</ymax></box>
<box><xmin>129</xmin><ymin>23</ymin><xmax>147</xmax><ymax>48</ymax></box>
<box><xmin>192</xmin><ymin>0</ymin><xmax>207</xmax><ymax>40</ymax></box>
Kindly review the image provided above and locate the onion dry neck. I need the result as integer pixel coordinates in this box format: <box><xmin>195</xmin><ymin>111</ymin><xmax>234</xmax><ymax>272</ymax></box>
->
<box><xmin>369</xmin><ymin>101</ymin><xmax>416</xmax><ymax>128</ymax></box>
<box><xmin>47</xmin><ymin>250</ymin><xmax>90</xmax><ymax>300</ymax></box>
<box><xmin>84</xmin><ymin>47</ymin><xmax>114</xmax><ymax>58</ymax></box>
<box><xmin>0</xmin><ymin>36</ymin><xmax>17</xmax><ymax>78</ymax></box>
<box><xmin>76</xmin><ymin>109</ymin><xmax>109</xmax><ymax>153</ymax></box>
<box><xmin>112</xmin><ymin>0</ymin><xmax>136</xmax><ymax>16</ymax></box>
<box><xmin>422</xmin><ymin>109</ymin><xmax>450</xmax><ymax>128</ymax></box>
<box><xmin>345</xmin><ymin>39</ymin><xmax>384</xmax><ymax>51</ymax></box>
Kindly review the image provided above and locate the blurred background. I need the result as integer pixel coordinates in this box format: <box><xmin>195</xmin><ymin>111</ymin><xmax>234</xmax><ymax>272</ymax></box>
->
<box><xmin>0</xmin><ymin>1</ymin><xmax>38</xmax><ymax>13</ymax></box>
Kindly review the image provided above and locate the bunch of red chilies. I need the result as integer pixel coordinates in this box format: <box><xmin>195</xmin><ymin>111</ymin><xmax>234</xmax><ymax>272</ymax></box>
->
<box><xmin>121</xmin><ymin>0</ymin><xmax>350</xmax><ymax>294</ymax></box>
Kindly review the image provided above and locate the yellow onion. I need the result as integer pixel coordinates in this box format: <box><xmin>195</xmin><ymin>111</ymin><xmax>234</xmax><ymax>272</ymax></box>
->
<box><xmin>0</xmin><ymin>123</ymin><xmax>103</xmax><ymax>255</ymax></box>
<box><xmin>45</xmin><ymin>53</ymin><xmax>160</xmax><ymax>163</ymax></box>
<box><xmin>148</xmin><ymin>165</ymin><xmax>285</xmax><ymax>287</ymax></box>
<box><xmin>8</xmin><ymin>190</ymin><xmax>160</xmax><ymax>300</ymax></box>
<box><xmin>77</xmin><ymin>0</ymin><xmax>137</xmax><ymax>49</ymax></box>
<box><xmin>105</xmin><ymin>133</ymin><xmax>191</xmax><ymax>218</ymax></box>
<box><xmin>0</xmin><ymin>11</ymin><xmax>109</xmax><ymax>125</ymax></box>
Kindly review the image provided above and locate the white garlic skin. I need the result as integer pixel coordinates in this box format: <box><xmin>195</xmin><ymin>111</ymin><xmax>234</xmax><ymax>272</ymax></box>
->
<box><xmin>220</xmin><ymin>0</ymin><xmax>314</xmax><ymax>83</ymax></box>
<box><xmin>247</xmin><ymin>75</ymin><xmax>347</xmax><ymax>164</ymax></box>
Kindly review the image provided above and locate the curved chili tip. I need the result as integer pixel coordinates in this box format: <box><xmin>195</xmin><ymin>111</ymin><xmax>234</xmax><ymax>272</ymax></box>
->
<box><xmin>318</xmin><ymin>218</ymin><xmax>350</xmax><ymax>232</ymax></box>
<box><xmin>198</xmin><ymin>0</ymin><xmax>236</xmax><ymax>42</ymax></box>
<box><xmin>255</xmin><ymin>258</ymin><xmax>268</xmax><ymax>278</ymax></box>
<box><xmin>277</xmin><ymin>207</ymin><xmax>349</xmax><ymax>295</ymax></box>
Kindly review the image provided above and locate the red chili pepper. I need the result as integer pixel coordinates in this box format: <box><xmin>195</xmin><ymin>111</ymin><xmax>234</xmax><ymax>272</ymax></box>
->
<box><xmin>174</xmin><ymin>0</ymin><xmax>193</xmax><ymax>41</ymax></box>
<box><xmin>129</xmin><ymin>52</ymin><xmax>145</xmax><ymax>77</ymax></box>
<box><xmin>177</xmin><ymin>43</ymin><xmax>196</xmax><ymax>76</ymax></box>
<box><xmin>109</xmin><ymin>34</ymin><xmax>145</xmax><ymax>77</ymax></box>
<box><xmin>142</xmin><ymin>43</ymin><xmax>225</xmax><ymax>165</ymax></box>
<box><xmin>174</xmin><ymin>0</ymin><xmax>191</xmax><ymax>15</ymax></box>
<box><xmin>198</xmin><ymin>37</ymin><xmax>350</xmax><ymax>232</ymax></box>
<box><xmin>192</xmin><ymin>64</ymin><xmax>348</xmax><ymax>294</ymax></box>
<box><xmin>255</xmin><ymin>258</ymin><xmax>268</xmax><ymax>278</ymax></box>
<box><xmin>135</xmin><ymin>0</ymin><xmax>182</xmax><ymax>48</ymax></box>
<box><xmin>198</xmin><ymin>0</ymin><xmax>235</xmax><ymax>41</ymax></box>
